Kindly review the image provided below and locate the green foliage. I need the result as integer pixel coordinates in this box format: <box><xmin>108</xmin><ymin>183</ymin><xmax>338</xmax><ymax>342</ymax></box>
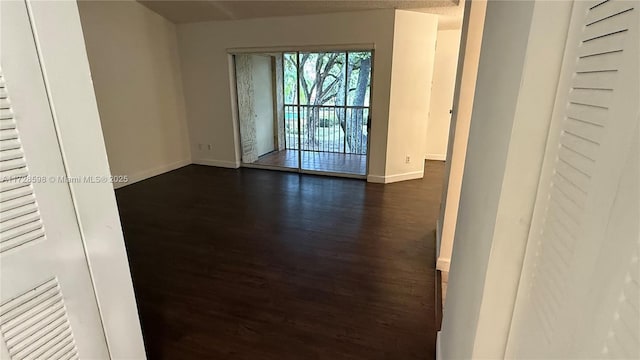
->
<box><xmin>284</xmin><ymin>51</ymin><xmax>371</xmax><ymax>107</ymax></box>
<box><xmin>284</xmin><ymin>53</ymin><xmax>298</xmax><ymax>104</ymax></box>
<box><xmin>283</xmin><ymin>51</ymin><xmax>372</xmax><ymax>153</ymax></box>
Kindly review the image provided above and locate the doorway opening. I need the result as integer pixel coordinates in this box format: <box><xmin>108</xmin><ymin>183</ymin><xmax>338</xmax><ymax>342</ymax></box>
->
<box><xmin>233</xmin><ymin>50</ymin><xmax>373</xmax><ymax>178</ymax></box>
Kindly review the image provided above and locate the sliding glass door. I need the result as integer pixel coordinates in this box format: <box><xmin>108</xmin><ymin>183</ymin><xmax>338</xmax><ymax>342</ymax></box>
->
<box><xmin>236</xmin><ymin>50</ymin><xmax>372</xmax><ymax>177</ymax></box>
<box><xmin>285</xmin><ymin>50</ymin><xmax>371</xmax><ymax>176</ymax></box>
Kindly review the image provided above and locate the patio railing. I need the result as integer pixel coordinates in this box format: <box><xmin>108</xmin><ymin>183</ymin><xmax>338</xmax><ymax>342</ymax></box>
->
<box><xmin>284</xmin><ymin>104</ymin><xmax>369</xmax><ymax>155</ymax></box>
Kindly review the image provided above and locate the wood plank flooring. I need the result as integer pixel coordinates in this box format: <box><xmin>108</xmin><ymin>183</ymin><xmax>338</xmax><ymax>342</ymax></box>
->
<box><xmin>115</xmin><ymin>161</ymin><xmax>445</xmax><ymax>359</ymax></box>
<box><xmin>252</xmin><ymin>149</ymin><xmax>367</xmax><ymax>175</ymax></box>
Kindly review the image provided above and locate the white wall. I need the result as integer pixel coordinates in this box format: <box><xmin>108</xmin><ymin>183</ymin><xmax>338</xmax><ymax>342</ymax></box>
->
<box><xmin>177</xmin><ymin>10</ymin><xmax>396</xmax><ymax>174</ymax></box>
<box><xmin>252</xmin><ymin>55</ymin><xmax>276</xmax><ymax>157</ymax></box>
<box><xmin>78</xmin><ymin>4</ymin><xmax>441</xmax><ymax>183</ymax></box>
<box><xmin>177</xmin><ymin>10</ymin><xmax>439</xmax><ymax>181</ymax></box>
<box><xmin>437</xmin><ymin>0</ymin><xmax>485</xmax><ymax>273</ymax></box>
<box><xmin>384</xmin><ymin>10</ymin><xmax>439</xmax><ymax>182</ymax></box>
<box><xmin>440</xmin><ymin>1</ymin><xmax>572</xmax><ymax>358</ymax></box>
<box><xmin>78</xmin><ymin>0</ymin><xmax>191</xmax><ymax>187</ymax></box>
<box><xmin>425</xmin><ymin>29</ymin><xmax>461</xmax><ymax>161</ymax></box>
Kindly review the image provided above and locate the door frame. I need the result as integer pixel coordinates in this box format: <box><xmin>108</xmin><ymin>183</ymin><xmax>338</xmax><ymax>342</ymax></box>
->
<box><xmin>228</xmin><ymin>45</ymin><xmax>375</xmax><ymax>180</ymax></box>
<box><xmin>19</xmin><ymin>1</ymin><xmax>146</xmax><ymax>358</ymax></box>
<box><xmin>437</xmin><ymin>0</ymin><xmax>576</xmax><ymax>357</ymax></box>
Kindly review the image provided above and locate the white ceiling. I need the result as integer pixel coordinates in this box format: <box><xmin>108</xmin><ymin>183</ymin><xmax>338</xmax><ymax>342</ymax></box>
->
<box><xmin>136</xmin><ymin>0</ymin><xmax>462</xmax><ymax>28</ymax></box>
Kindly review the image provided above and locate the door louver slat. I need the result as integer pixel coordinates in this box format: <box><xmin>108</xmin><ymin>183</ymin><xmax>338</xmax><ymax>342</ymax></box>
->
<box><xmin>0</xmin><ymin>129</ymin><xmax>18</xmax><ymax>141</ymax></box>
<box><xmin>572</xmin><ymin>72</ymin><xmax>617</xmax><ymax>90</ymax></box>
<box><xmin>568</xmin><ymin>88</ymin><xmax>612</xmax><ymax>109</ymax></box>
<box><xmin>0</xmin><ymin>73</ymin><xmax>46</xmax><ymax>256</ymax></box>
<box><xmin>0</xmin><ymin>203</ymin><xmax>39</xmax><ymax>223</ymax></box>
<box><xmin>586</xmin><ymin>1</ymin><xmax>633</xmax><ymax>22</ymax></box>
<box><xmin>0</xmin><ymin>278</ymin><xmax>79</xmax><ymax>360</ymax></box>
<box><xmin>578</xmin><ymin>36</ymin><xmax>625</xmax><ymax>60</ymax></box>
<box><xmin>563</xmin><ymin>118</ymin><xmax>604</xmax><ymax>144</ymax></box>
<box><xmin>0</xmin><ymin>148</ymin><xmax>24</xmax><ymax>162</ymax></box>
<box><xmin>557</xmin><ymin>145</ymin><xmax>596</xmax><ymax>175</ymax></box>
<box><xmin>0</xmin><ymin>139</ymin><xmax>21</xmax><ymax>151</ymax></box>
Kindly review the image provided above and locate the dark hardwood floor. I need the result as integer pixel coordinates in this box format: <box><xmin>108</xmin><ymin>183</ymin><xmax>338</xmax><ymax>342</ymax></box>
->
<box><xmin>115</xmin><ymin>161</ymin><xmax>445</xmax><ymax>359</ymax></box>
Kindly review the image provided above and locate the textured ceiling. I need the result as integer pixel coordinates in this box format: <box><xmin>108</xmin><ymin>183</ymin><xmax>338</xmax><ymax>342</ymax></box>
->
<box><xmin>137</xmin><ymin>0</ymin><xmax>461</xmax><ymax>25</ymax></box>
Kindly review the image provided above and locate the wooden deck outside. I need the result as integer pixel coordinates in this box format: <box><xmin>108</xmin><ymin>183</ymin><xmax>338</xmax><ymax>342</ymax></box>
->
<box><xmin>252</xmin><ymin>149</ymin><xmax>367</xmax><ymax>175</ymax></box>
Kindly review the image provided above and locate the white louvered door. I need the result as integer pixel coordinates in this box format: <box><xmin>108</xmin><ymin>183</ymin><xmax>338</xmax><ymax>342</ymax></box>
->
<box><xmin>506</xmin><ymin>0</ymin><xmax>639</xmax><ymax>358</ymax></box>
<box><xmin>0</xmin><ymin>1</ymin><xmax>109</xmax><ymax>359</ymax></box>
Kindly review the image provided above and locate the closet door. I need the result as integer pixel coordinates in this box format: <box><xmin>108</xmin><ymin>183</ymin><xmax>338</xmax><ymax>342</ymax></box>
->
<box><xmin>506</xmin><ymin>0</ymin><xmax>639</xmax><ymax>358</ymax></box>
<box><xmin>1</xmin><ymin>1</ymin><xmax>109</xmax><ymax>359</ymax></box>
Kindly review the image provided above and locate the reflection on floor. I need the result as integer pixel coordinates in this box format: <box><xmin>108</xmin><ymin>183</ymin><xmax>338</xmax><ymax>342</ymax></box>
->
<box><xmin>116</xmin><ymin>161</ymin><xmax>445</xmax><ymax>359</ymax></box>
<box><xmin>252</xmin><ymin>149</ymin><xmax>366</xmax><ymax>175</ymax></box>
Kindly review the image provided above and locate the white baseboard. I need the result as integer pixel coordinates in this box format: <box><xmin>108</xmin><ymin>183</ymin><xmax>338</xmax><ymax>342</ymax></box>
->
<box><xmin>193</xmin><ymin>158</ymin><xmax>241</xmax><ymax>169</ymax></box>
<box><xmin>436</xmin><ymin>257</ymin><xmax>451</xmax><ymax>272</ymax></box>
<box><xmin>366</xmin><ymin>174</ymin><xmax>386</xmax><ymax>183</ymax></box>
<box><xmin>436</xmin><ymin>331</ymin><xmax>443</xmax><ymax>360</ymax></box>
<box><xmin>386</xmin><ymin>170</ymin><xmax>424</xmax><ymax>183</ymax></box>
<box><xmin>426</xmin><ymin>153</ymin><xmax>447</xmax><ymax>161</ymax></box>
<box><xmin>367</xmin><ymin>170</ymin><xmax>424</xmax><ymax>184</ymax></box>
<box><xmin>113</xmin><ymin>158</ymin><xmax>191</xmax><ymax>189</ymax></box>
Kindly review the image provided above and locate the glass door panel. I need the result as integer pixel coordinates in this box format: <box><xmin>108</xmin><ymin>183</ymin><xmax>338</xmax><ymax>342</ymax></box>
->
<box><xmin>290</xmin><ymin>51</ymin><xmax>371</xmax><ymax>176</ymax></box>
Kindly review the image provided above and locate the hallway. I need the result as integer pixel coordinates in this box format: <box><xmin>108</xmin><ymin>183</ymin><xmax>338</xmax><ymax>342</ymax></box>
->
<box><xmin>115</xmin><ymin>161</ymin><xmax>444</xmax><ymax>359</ymax></box>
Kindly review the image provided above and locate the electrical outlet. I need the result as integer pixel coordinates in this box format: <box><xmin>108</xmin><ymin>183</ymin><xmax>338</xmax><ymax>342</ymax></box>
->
<box><xmin>207</xmin><ymin>144</ymin><xmax>212</xmax><ymax>151</ymax></box>
<box><xmin>405</xmin><ymin>155</ymin><xmax>411</xmax><ymax>164</ymax></box>
<box><xmin>198</xmin><ymin>143</ymin><xmax>203</xmax><ymax>151</ymax></box>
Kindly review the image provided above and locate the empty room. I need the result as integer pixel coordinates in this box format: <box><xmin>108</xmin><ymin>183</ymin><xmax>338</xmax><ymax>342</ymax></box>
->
<box><xmin>1</xmin><ymin>0</ymin><xmax>638</xmax><ymax>359</ymax></box>
<box><xmin>75</xmin><ymin>0</ymin><xmax>457</xmax><ymax>357</ymax></box>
